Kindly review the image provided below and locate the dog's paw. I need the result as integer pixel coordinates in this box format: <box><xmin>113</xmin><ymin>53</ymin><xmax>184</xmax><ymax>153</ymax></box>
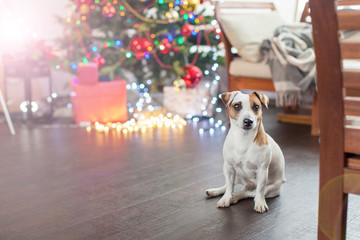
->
<box><xmin>205</xmin><ymin>188</ymin><xmax>222</xmax><ymax>198</ymax></box>
<box><xmin>205</xmin><ymin>189</ymin><xmax>215</xmax><ymax>197</ymax></box>
<box><xmin>217</xmin><ymin>197</ymin><xmax>231</xmax><ymax>208</ymax></box>
<box><xmin>230</xmin><ymin>195</ymin><xmax>240</xmax><ymax>205</ymax></box>
<box><xmin>254</xmin><ymin>199</ymin><xmax>268</xmax><ymax>213</ymax></box>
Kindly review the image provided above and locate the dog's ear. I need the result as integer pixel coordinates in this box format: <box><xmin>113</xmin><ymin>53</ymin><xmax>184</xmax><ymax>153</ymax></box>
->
<box><xmin>220</xmin><ymin>92</ymin><xmax>232</xmax><ymax>106</ymax></box>
<box><xmin>253</xmin><ymin>92</ymin><xmax>269</xmax><ymax>109</ymax></box>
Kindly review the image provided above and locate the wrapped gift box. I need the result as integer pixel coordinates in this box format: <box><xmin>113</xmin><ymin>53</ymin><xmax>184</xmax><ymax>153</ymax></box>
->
<box><xmin>163</xmin><ymin>86</ymin><xmax>211</xmax><ymax>117</ymax></box>
<box><xmin>77</xmin><ymin>62</ymin><xmax>98</xmax><ymax>85</ymax></box>
<box><xmin>70</xmin><ymin>79</ymin><xmax>128</xmax><ymax>124</ymax></box>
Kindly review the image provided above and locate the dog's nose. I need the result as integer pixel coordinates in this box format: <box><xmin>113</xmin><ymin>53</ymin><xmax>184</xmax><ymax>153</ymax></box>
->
<box><xmin>243</xmin><ymin>118</ymin><xmax>253</xmax><ymax>128</ymax></box>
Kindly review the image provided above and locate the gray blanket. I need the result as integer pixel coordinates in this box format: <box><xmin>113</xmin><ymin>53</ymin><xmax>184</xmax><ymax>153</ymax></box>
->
<box><xmin>260</xmin><ymin>24</ymin><xmax>316</xmax><ymax>107</ymax></box>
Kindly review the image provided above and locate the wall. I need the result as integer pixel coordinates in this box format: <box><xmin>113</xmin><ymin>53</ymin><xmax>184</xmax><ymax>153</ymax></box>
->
<box><xmin>0</xmin><ymin>0</ymin><xmax>68</xmax><ymax>45</ymax></box>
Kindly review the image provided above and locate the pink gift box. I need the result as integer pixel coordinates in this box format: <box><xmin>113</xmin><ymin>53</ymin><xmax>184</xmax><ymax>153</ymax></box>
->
<box><xmin>77</xmin><ymin>62</ymin><xmax>98</xmax><ymax>85</ymax></box>
<box><xmin>70</xmin><ymin>78</ymin><xmax>128</xmax><ymax>124</ymax></box>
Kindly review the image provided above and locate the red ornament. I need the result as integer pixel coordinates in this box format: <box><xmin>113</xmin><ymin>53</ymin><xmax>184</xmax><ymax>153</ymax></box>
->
<box><xmin>102</xmin><ymin>3</ymin><xmax>116</xmax><ymax>18</ymax></box>
<box><xmin>181</xmin><ymin>24</ymin><xmax>194</xmax><ymax>38</ymax></box>
<box><xmin>158</xmin><ymin>42</ymin><xmax>172</xmax><ymax>54</ymax></box>
<box><xmin>130</xmin><ymin>37</ymin><xmax>152</xmax><ymax>56</ymax></box>
<box><xmin>182</xmin><ymin>65</ymin><xmax>202</xmax><ymax>88</ymax></box>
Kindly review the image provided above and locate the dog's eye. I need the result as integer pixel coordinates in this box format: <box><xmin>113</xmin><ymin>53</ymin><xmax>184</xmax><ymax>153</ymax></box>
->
<box><xmin>253</xmin><ymin>104</ymin><xmax>260</xmax><ymax>111</ymax></box>
<box><xmin>233</xmin><ymin>103</ymin><xmax>241</xmax><ymax>111</ymax></box>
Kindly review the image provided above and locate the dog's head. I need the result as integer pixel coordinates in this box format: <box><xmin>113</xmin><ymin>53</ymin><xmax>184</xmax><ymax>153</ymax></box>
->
<box><xmin>221</xmin><ymin>91</ymin><xmax>269</xmax><ymax>131</ymax></box>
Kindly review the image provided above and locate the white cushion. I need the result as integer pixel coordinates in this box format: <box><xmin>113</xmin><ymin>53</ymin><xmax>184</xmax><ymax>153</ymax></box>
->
<box><xmin>229</xmin><ymin>57</ymin><xmax>272</xmax><ymax>79</ymax></box>
<box><xmin>219</xmin><ymin>12</ymin><xmax>285</xmax><ymax>62</ymax></box>
<box><xmin>343</xmin><ymin>59</ymin><xmax>360</xmax><ymax>70</ymax></box>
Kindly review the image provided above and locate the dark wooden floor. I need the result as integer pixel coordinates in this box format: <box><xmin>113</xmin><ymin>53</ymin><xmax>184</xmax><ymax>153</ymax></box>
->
<box><xmin>1</xmin><ymin>108</ymin><xmax>359</xmax><ymax>240</ymax></box>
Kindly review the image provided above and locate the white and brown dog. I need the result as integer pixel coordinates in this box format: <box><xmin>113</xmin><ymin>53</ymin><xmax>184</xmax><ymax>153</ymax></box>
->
<box><xmin>206</xmin><ymin>91</ymin><xmax>285</xmax><ymax>213</ymax></box>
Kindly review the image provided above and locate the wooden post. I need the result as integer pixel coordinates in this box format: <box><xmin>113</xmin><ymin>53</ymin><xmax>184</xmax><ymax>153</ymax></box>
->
<box><xmin>310</xmin><ymin>0</ymin><xmax>347</xmax><ymax>239</ymax></box>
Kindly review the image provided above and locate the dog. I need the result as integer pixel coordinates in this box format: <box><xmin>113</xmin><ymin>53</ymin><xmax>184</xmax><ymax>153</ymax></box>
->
<box><xmin>206</xmin><ymin>91</ymin><xmax>285</xmax><ymax>213</ymax></box>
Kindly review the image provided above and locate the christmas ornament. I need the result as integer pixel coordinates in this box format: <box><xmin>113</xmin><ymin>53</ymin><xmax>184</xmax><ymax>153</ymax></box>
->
<box><xmin>173</xmin><ymin>78</ymin><xmax>186</xmax><ymax>91</ymax></box>
<box><xmin>181</xmin><ymin>24</ymin><xmax>194</xmax><ymax>38</ymax></box>
<box><xmin>158</xmin><ymin>41</ymin><xmax>172</xmax><ymax>54</ymax></box>
<box><xmin>79</xmin><ymin>4</ymin><xmax>90</xmax><ymax>15</ymax></box>
<box><xmin>130</xmin><ymin>37</ymin><xmax>152</xmax><ymax>57</ymax></box>
<box><xmin>102</xmin><ymin>3</ymin><xmax>116</xmax><ymax>18</ymax></box>
<box><xmin>182</xmin><ymin>65</ymin><xmax>202</xmax><ymax>88</ymax></box>
<box><xmin>165</xmin><ymin>8</ymin><xmax>179</xmax><ymax>23</ymax></box>
<box><xmin>181</xmin><ymin>0</ymin><xmax>200</xmax><ymax>12</ymax></box>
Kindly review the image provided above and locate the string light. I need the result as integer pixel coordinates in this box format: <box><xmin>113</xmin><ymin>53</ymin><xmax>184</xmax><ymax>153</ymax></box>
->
<box><xmin>89</xmin><ymin>111</ymin><xmax>187</xmax><ymax>133</ymax></box>
<box><xmin>115</xmin><ymin>40</ymin><xmax>123</xmax><ymax>46</ymax></box>
<box><xmin>191</xmin><ymin>116</ymin><xmax>228</xmax><ymax>135</ymax></box>
<box><xmin>71</xmin><ymin>63</ymin><xmax>78</xmax><ymax>70</ymax></box>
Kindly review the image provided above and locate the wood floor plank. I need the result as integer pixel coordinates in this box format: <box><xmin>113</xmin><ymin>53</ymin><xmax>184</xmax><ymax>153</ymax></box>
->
<box><xmin>1</xmin><ymin>107</ymin><xmax>360</xmax><ymax>239</ymax></box>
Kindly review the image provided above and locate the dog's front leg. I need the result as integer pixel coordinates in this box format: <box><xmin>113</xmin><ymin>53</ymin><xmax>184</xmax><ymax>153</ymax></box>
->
<box><xmin>217</xmin><ymin>163</ymin><xmax>235</xmax><ymax>208</ymax></box>
<box><xmin>254</xmin><ymin>162</ymin><xmax>270</xmax><ymax>213</ymax></box>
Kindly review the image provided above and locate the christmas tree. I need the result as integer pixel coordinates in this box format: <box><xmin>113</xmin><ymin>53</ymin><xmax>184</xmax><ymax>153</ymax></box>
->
<box><xmin>58</xmin><ymin>0</ymin><xmax>224</xmax><ymax>91</ymax></box>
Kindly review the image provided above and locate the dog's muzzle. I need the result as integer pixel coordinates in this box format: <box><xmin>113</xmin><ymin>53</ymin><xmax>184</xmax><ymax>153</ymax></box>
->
<box><xmin>243</xmin><ymin>118</ymin><xmax>254</xmax><ymax>130</ymax></box>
